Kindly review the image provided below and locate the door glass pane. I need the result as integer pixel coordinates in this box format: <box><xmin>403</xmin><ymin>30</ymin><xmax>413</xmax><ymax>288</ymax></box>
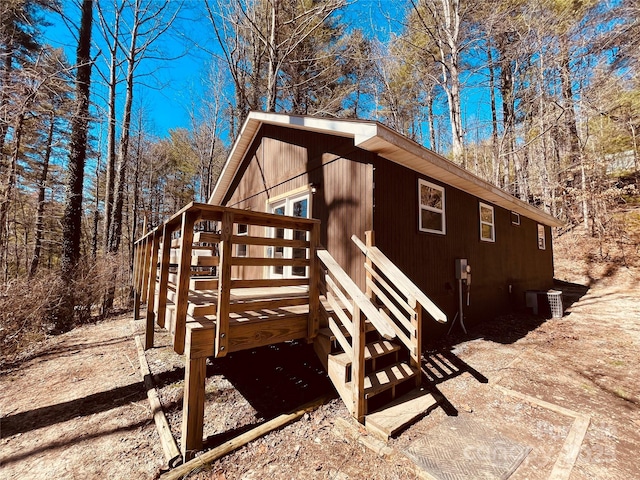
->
<box><xmin>293</xmin><ymin>198</ymin><xmax>307</xmax><ymax>218</ymax></box>
<box><xmin>273</xmin><ymin>205</ymin><xmax>285</xmax><ymax>275</ymax></box>
<box><xmin>291</xmin><ymin>198</ymin><xmax>308</xmax><ymax>277</ymax></box>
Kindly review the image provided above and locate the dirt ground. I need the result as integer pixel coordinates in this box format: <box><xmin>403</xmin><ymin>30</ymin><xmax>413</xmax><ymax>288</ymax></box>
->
<box><xmin>1</xmin><ymin>232</ymin><xmax>639</xmax><ymax>479</ymax></box>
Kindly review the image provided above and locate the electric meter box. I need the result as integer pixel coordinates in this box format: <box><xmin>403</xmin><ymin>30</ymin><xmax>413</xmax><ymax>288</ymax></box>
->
<box><xmin>455</xmin><ymin>258</ymin><xmax>468</xmax><ymax>280</ymax></box>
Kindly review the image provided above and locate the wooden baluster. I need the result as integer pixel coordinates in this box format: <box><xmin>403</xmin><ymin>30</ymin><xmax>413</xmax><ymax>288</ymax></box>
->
<box><xmin>174</xmin><ymin>211</ymin><xmax>197</xmax><ymax>355</ymax></box>
<box><xmin>140</xmin><ymin>236</ymin><xmax>152</xmax><ymax>304</ymax></box>
<box><xmin>156</xmin><ymin>224</ymin><xmax>171</xmax><ymax>329</ymax></box>
<box><xmin>215</xmin><ymin>210</ymin><xmax>233</xmax><ymax>357</ymax></box>
<box><xmin>365</xmin><ymin>230</ymin><xmax>375</xmax><ymax>303</ymax></box>
<box><xmin>133</xmin><ymin>241</ymin><xmax>141</xmax><ymax>320</ymax></box>
<box><xmin>352</xmin><ymin>303</ymin><xmax>366</xmax><ymax>422</ymax></box>
<box><xmin>144</xmin><ymin>231</ymin><xmax>160</xmax><ymax>350</ymax></box>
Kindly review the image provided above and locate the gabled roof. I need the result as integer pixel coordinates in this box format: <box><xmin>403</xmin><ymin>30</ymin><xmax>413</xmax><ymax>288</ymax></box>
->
<box><xmin>209</xmin><ymin>111</ymin><xmax>563</xmax><ymax>227</ymax></box>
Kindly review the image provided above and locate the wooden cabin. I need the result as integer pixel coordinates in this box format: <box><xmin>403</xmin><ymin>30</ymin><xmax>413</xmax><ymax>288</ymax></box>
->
<box><xmin>133</xmin><ymin>112</ymin><xmax>562</xmax><ymax>462</ymax></box>
<box><xmin>210</xmin><ymin>112</ymin><xmax>563</xmax><ymax>330</ymax></box>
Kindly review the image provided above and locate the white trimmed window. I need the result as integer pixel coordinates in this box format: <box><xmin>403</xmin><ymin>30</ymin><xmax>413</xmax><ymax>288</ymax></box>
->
<box><xmin>236</xmin><ymin>223</ymin><xmax>248</xmax><ymax>257</ymax></box>
<box><xmin>479</xmin><ymin>202</ymin><xmax>495</xmax><ymax>242</ymax></box>
<box><xmin>418</xmin><ymin>179</ymin><xmax>445</xmax><ymax>234</ymax></box>
<box><xmin>537</xmin><ymin>224</ymin><xmax>546</xmax><ymax>250</ymax></box>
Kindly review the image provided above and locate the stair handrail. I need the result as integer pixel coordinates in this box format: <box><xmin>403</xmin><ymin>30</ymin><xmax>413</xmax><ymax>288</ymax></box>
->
<box><xmin>351</xmin><ymin>235</ymin><xmax>447</xmax><ymax>324</ymax></box>
<box><xmin>317</xmin><ymin>248</ymin><xmax>395</xmax><ymax>421</ymax></box>
<box><xmin>317</xmin><ymin>249</ymin><xmax>396</xmax><ymax>340</ymax></box>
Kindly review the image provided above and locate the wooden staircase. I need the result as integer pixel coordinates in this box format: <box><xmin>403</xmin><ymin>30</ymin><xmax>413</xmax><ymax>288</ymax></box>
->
<box><xmin>312</xmin><ymin>234</ymin><xmax>448</xmax><ymax>438</ymax></box>
<box><xmin>133</xmin><ymin>203</ymin><xmax>447</xmax><ymax>460</ymax></box>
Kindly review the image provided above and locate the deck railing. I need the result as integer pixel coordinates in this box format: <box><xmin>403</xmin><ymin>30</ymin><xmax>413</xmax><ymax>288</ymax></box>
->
<box><xmin>133</xmin><ymin>202</ymin><xmax>321</xmax><ymax>356</ymax></box>
<box><xmin>352</xmin><ymin>232</ymin><xmax>448</xmax><ymax>390</ymax></box>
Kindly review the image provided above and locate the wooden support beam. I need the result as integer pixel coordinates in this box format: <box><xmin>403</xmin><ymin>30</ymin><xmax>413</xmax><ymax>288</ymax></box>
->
<box><xmin>180</xmin><ymin>352</ymin><xmax>207</xmax><ymax>460</ymax></box>
<box><xmin>412</xmin><ymin>304</ymin><xmax>422</xmax><ymax>388</ymax></box>
<box><xmin>174</xmin><ymin>211</ymin><xmax>197</xmax><ymax>355</ymax></box>
<box><xmin>352</xmin><ymin>303</ymin><xmax>366</xmax><ymax>422</ymax></box>
<box><xmin>185</xmin><ymin>321</ymin><xmax>216</xmax><ymax>359</ymax></box>
<box><xmin>145</xmin><ymin>231</ymin><xmax>161</xmax><ymax>350</ymax></box>
<box><xmin>156</xmin><ymin>224</ymin><xmax>172</xmax><ymax>329</ymax></box>
<box><xmin>215</xmin><ymin>210</ymin><xmax>233</xmax><ymax>357</ymax></box>
<box><xmin>164</xmin><ymin>396</ymin><xmax>330</xmax><ymax>480</ymax></box>
<box><xmin>307</xmin><ymin>222</ymin><xmax>320</xmax><ymax>339</ymax></box>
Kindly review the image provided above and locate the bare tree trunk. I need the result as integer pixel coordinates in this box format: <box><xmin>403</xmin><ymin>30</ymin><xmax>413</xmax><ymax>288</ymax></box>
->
<box><xmin>0</xmin><ymin>54</ymin><xmax>12</xmax><ymax>161</ymax></box>
<box><xmin>109</xmin><ymin>1</ymin><xmax>139</xmax><ymax>254</ymax></box>
<box><xmin>427</xmin><ymin>90</ymin><xmax>436</xmax><ymax>152</ymax></box>
<box><xmin>410</xmin><ymin>0</ymin><xmax>464</xmax><ymax>164</ymax></box>
<box><xmin>487</xmin><ymin>42</ymin><xmax>500</xmax><ymax>186</ymax></box>
<box><xmin>92</xmin><ymin>153</ymin><xmax>100</xmax><ymax>259</ymax></box>
<box><xmin>265</xmin><ymin>0</ymin><xmax>278</xmax><ymax>112</ymax></box>
<box><xmin>57</xmin><ymin>0</ymin><xmax>93</xmax><ymax>331</ymax></box>
<box><xmin>0</xmin><ymin>110</ymin><xmax>25</xmax><ymax>280</ymax></box>
<box><xmin>29</xmin><ymin>112</ymin><xmax>55</xmax><ymax>278</ymax></box>
<box><xmin>559</xmin><ymin>35</ymin><xmax>587</xmax><ymax>228</ymax></box>
<box><xmin>97</xmin><ymin>1</ymin><xmax>125</xmax><ymax>252</ymax></box>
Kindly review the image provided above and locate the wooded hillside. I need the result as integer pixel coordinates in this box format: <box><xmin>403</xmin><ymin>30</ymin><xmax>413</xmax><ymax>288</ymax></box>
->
<box><xmin>0</xmin><ymin>0</ymin><xmax>638</xmax><ymax>349</ymax></box>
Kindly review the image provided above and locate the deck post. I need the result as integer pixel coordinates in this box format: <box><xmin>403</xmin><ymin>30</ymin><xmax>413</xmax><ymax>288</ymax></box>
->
<box><xmin>181</xmin><ymin>328</ymin><xmax>208</xmax><ymax>460</ymax></box>
<box><xmin>352</xmin><ymin>303</ymin><xmax>366</xmax><ymax>422</ymax></box>
<box><xmin>145</xmin><ymin>230</ymin><xmax>161</xmax><ymax>350</ymax></box>
<box><xmin>215</xmin><ymin>210</ymin><xmax>233</xmax><ymax>357</ymax></box>
<box><xmin>156</xmin><ymin>224</ymin><xmax>172</xmax><ymax>329</ymax></box>
<box><xmin>365</xmin><ymin>231</ymin><xmax>375</xmax><ymax>303</ymax></box>
<box><xmin>174</xmin><ymin>210</ymin><xmax>198</xmax><ymax>355</ymax></box>
<box><xmin>412</xmin><ymin>302</ymin><xmax>422</xmax><ymax>388</ymax></box>
<box><xmin>307</xmin><ymin>222</ymin><xmax>320</xmax><ymax>339</ymax></box>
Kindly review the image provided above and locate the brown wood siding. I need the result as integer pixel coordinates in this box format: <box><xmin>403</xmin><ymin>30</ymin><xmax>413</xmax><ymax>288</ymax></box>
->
<box><xmin>372</xmin><ymin>158</ymin><xmax>555</xmax><ymax>335</ymax></box>
<box><xmin>222</xmin><ymin>125</ymin><xmax>373</xmax><ymax>287</ymax></box>
<box><xmin>220</xmin><ymin>123</ymin><xmax>555</xmax><ymax>337</ymax></box>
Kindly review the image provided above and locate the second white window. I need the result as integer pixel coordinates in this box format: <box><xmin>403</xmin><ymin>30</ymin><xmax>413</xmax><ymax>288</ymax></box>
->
<box><xmin>479</xmin><ymin>202</ymin><xmax>495</xmax><ymax>242</ymax></box>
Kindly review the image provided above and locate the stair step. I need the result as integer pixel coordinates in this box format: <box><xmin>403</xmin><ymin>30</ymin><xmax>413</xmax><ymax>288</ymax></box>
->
<box><xmin>349</xmin><ymin>361</ymin><xmax>417</xmax><ymax>399</ymax></box>
<box><xmin>365</xmin><ymin>388</ymin><xmax>438</xmax><ymax>440</ymax></box>
<box><xmin>330</xmin><ymin>340</ymin><xmax>401</xmax><ymax>367</ymax></box>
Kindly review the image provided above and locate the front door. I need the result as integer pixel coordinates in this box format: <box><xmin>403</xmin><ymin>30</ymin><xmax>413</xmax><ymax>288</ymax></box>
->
<box><xmin>269</xmin><ymin>192</ymin><xmax>310</xmax><ymax>279</ymax></box>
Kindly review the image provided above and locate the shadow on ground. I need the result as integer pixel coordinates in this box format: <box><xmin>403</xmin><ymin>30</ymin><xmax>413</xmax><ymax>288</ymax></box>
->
<box><xmin>430</xmin><ymin>279</ymin><xmax>590</xmax><ymax>347</ymax></box>
<box><xmin>0</xmin><ymin>381</ymin><xmax>147</xmax><ymax>438</ymax></box>
<box><xmin>202</xmin><ymin>340</ymin><xmax>335</xmax><ymax>447</ymax></box>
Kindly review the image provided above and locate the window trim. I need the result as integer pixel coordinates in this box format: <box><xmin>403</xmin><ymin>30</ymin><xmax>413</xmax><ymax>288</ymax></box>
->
<box><xmin>479</xmin><ymin>202</ymin><xmax>495</xmax><ymax>242</ymax></box>
<box><xmin>511</xmin><ymin>211</ymin><xmax>520</xmax><ymax>226</ymax></box>
<box><xmin>418</xmin><ymin>179</ymin><xmax>446</xmax><ymax>235</ymax></box>
<box><xmin>537</xmin><ymin>224</ymin><xmax>546</xmax><ymax>250</ymax></box>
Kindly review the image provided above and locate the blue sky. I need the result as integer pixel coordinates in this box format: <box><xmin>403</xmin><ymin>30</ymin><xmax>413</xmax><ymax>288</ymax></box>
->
<box><xmin>42</xmin><ymin>1</ymin><xmax>413</xmax><ymax>141</ymax></box>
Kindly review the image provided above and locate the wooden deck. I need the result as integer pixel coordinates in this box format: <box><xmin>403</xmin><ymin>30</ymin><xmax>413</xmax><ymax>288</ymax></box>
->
<box><xmin>133</xmin><ymin>203</ymin><xmax>447</xmax><ymax>461</ymax></box>
<box><xmin>165</xmin><ymin>284</ymin><xmax>311</xmax><ymax>354</ymax></box>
